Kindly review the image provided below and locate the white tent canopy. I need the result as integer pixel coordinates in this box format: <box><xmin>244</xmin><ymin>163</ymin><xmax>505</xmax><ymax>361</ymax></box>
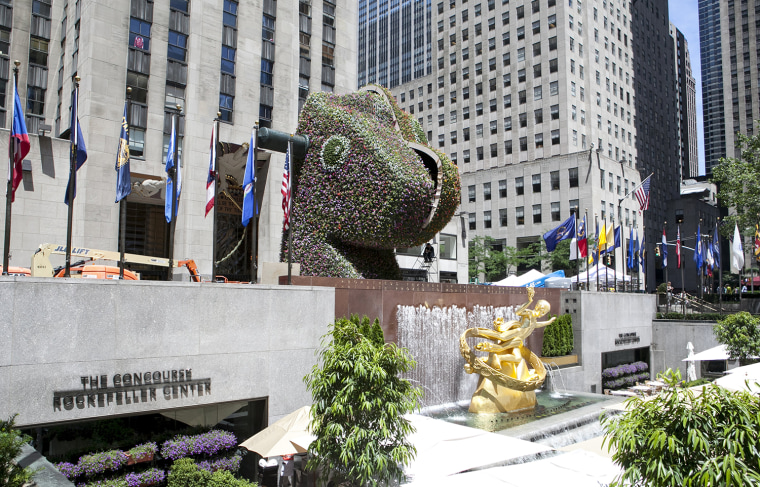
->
<box><xmin>681</xmin><ymin>345</ymin><xmax>729</xmax><ymax>362</ymax></box>
<box><xmin>492</xmin><ymin>269</ymin><xmax>544</xmax><ymax>287</ymax></box>
<box><xmin>576</xmin><ymin>263</ymin><xmax>631</xmax><ymax>283</ymax></box>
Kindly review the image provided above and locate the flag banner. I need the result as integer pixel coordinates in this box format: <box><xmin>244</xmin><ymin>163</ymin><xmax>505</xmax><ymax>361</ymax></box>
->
<box><xmin>731</xmin><ymin>223</ymin><xmax>744</xmax><ymax>274</ymax></box>
<box><xmin>662</xmin><ymin>227</ymin><xmax>668</xmax><ymax>267</ymax></box>
<box><xmin>205</xmin><ymin>125</ymin><xmax>217</xmax><ymax>217</ymax></box>
<box><xmin>115</xmin><ymin>102</ymin><xmax>131</xmax><ymax>203</ymax></box>
<box><xmin>543</xmin><ymin>214</ymin><xmax>576</xmax><ymax>252</ymax></box>
<box><xmin>627</xmin><ymin>227</ymin><xmax>634</xmax><ymax>270</ymax></box>
<box><xmin>641</xmin><ymin>232</ymin><xmax>646</xmax><ymax>274</ymax></box>
<box><xmin>64</xmin><ymin>87</ymin><xmax>88</xmax><ymax>206</ymax></box>
<box><xmin>242</xmin><ymin>128</ymin><xmax>258</xmax><ymax>227</ymax></box>
<box><xmin>694</xmin><ymin>224</ymin><xmax>703</xmax><ymax>271</ymax></box>
<box><xmin>634</xmin><ymin>230</ymin><xmax>640</xmax><ymax>269</ymax></box>
<box><xmin>281</xmin><ymin>142</ymin><xmax>292</xmax><ymax>231</ymax></box>
<box><xmin>712</xmin><ymin>223</ymin><xmax>720</xmax><ymax>269</ymax></box>
<box><xmin>755</xmin><ymin>224</ymin><xmax>760</xmax><ymax>261</ymax></box>
<box><xmin>9</xmin><ymin>77</ymin><xmax>30</xmax><ymax>202</ymax></box>
<box><xmin>706</xmin><ymin>242</ymin><xmax>714</xmax><ymax>268</ymax></box>
<box><xmin>613</xmin><ymin>225</ymin><xmax>621</xmax><ymax>249</ymax></box>
<box><xmin>676</xmin><ymin>225</ymin><xmax>681</xmax><ymax>269</ymax></box>
<box><xmin>577</xmin><ymin>216</ymin><xmax>588</xmax><ymax>258</ymax></box>
<box><xmin>599</xmin><ymin>222</ymin><xmax>607</xmax><ymax>253</ymax></box>
<box><xmin>570</xmin><ymin>237</ymin><xmax>578</xmax><ymax>260</ymax></box>
<box><xmin>164</xmin><ymin>117</ymin><xmax>178</xmax><ymax>223</ymax></box>
<box><xmin>634</xmin><ymin>174</ymin><xmax>652</xmax><ymax>212</ymax></box>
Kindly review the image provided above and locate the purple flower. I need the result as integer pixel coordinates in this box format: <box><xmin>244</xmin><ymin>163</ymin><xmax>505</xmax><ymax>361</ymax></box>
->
<box><xmin>160</xmin><ymin>430</ymin><xmax>237</xmax><ymax>461</ymax></box>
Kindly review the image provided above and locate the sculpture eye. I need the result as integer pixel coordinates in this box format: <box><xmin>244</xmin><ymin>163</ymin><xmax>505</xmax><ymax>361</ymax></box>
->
<box><xmin>320</xmin><ymin>135</ymin><xmax>350</xmax><ymax>172</ymax></box>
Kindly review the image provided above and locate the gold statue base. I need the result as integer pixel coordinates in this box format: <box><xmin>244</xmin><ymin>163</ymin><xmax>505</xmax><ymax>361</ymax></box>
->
<box><xmin>469</xmin><ymin>376</ymin><xmax>537</xmax><ymax>413</ymax></box>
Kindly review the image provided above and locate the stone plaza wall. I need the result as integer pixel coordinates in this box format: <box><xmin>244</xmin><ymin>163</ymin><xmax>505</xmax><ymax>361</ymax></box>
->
<box><xmin>651</xmin><ymin>320</ymin><xmax>725</xmax><ymax>380</ymax></box>
<box><xmin>0</xmin><ymin>278</ymin><xmax>334</xmax><ymax>427</ymax></box>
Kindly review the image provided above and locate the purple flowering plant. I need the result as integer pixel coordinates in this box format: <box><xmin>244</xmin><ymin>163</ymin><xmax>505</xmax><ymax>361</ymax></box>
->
<box><xmin>124</xmin><ymin>468</ymin><xmax>165</xmax><ymax>487</ymax></box>
<box><xmin>282</xmin><ymin>84</ymin><xmax>461</xmax><ymax>279</ymax></box>
<box><xmin>197</xmin><ymin>455</ymin><xmax>242</xmax><ymax>473</ymax></box>
<box><xmin>127</xmin><ymin>442</ymin><xmax>157</xmax><ymax>461</ymax></box>
<box><xmin>75</xmin><ymin>450</ymin><xmax>130</xmax><ymax>478</ymax></box>
<box><xmin>160</xmin><ymin>430</ymin><xmax>237</xmax><ymax>461</ymax></box>
<box><xmin>602</xmin><ymin>362</ymin><xmax>650</xmax><ymax>390</ymax></box>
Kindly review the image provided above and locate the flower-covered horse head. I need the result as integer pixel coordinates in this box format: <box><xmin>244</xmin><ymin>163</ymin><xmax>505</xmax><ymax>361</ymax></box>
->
<box><xmin>284</xmin><ymin>85</ymin><xmax>461</xmax><ymax>279</ymax></box>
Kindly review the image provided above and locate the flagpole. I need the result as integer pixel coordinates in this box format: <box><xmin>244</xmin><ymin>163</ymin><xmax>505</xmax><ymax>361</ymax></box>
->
<box><xmin>3</xmin><ymin>61</ymin><xmax>20</xmax><ymax>275</ymax></box>
<box><xmin>286</xmin><ymin>139</ymin><xmax>293</xmax><ymax>285</ymax></box>
<box><xmin>574</xmin><ymin>209</ymin><xmax>579</xmax><ymax>290</ymax></box>
<box><xmin>64</xmin><ymin>76</ymin><xmax>81</xmax><ymax>278</ymax></box>
<box><xmin>664</xmin><ymin>222</ymin><xmax>669</xmax><ymax>313</ymax></box>
<box><xmin>595</xmin><ymin>214</ymin><xmax>599</xmax><ymax>292</ymax></box>
<box><xmin>699</xmin><ymin>219</ymin><xmax>704</xmax><ymax>301</ymax></box>
<box><xmin>167</xmin><ymin>105</ymin><xmax>181</xmax><ymax>280</ymax></box>
<box><xmin>585</xmin><ymin>209</ymin><xmax>589</xmax><ymax>291</ymax></box>
<box><xmin>250</xmin><ymin>123</ymin><xmax>259</xmax><ymax>283</ymax></box>
<box><xmin>643</xmin><ymin>227</ymin><xmax>647</xmax><ymax>293</ymax></box>
<box><xmin>118</xmin><ymin>89</ymin><xmax>132</xmax><ymax>280</ymax></box>
<box><xmin>211</xmin><ymin>114</ymin><xmax>220</xmax><ymax>283</ymax></box>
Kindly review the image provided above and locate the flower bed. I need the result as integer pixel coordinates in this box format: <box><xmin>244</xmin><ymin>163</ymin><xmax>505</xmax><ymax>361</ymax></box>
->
<box><xmin>75</xmin><ymin>468</ymin><xmax>166</xmax><ymax>487</ymax></box>
<box><xmin>159</xmin><ymin>430</ymin><xmax>237</xmax><ymax>461</ymax></box>
<box><xmin>602</xmin><ymin>361</ymin><xmax>649</xmax><ymax>390</ymax></box>
<box><xmin>197</xmin><ymin>455</ymin><xmax>242</xmax><ymax>474</ymax></box>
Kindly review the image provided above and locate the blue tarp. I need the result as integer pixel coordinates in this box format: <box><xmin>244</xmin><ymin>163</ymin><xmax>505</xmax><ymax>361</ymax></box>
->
<box><xmin>521</xmin><ymin>270</ymin><xmax>566</xmax><ymax>288</ymax></box>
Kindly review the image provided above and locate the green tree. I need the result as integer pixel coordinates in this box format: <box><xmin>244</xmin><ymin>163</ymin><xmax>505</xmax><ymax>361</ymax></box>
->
<box><xmin>548</xmin><ymin>239</ymin><xmax>576</xmax><ymax>276</ymax></box>
<box><xmin>167</xmin><ymin>458</ymin><xmax>210</xmax><ymax>487</ymax></box>
<box><xmin>304</xmin><ymin>315</ymin><xmax>422</xmax><ymax>487</ymax></box>
<box><xmin>602</xmin><ymin>369</ymin><xmax>760</xmax><ymax>486</ymax></box>
<box><xmin>468</xmin><ymin>236</ymin><xmax>507</xmax><ymax>282</ymax></box>
<box><xmin>0</xmin><ymin>415</ymin><xmax>35</xmax><ymax>487</ymax></box>
<box><xmin>714</xmin><ymin>311</ymin><xmax>760</xmax><ymax>364</ymax></box>
<box><xmin>504</xmin><ymin>242</ymin><xmax>543</xmax><ymax>276</ymax></box>
<box><xmin>711</xmin><ymin>129</ymin><xmax>760</xmax><ymax>237</ymax></box>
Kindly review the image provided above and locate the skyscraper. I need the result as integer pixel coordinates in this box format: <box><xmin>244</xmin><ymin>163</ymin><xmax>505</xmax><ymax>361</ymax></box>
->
<box><xmin>367</xmin><ymin>0</ymin><xmax>678</xmax><ymax>288</ymax></box>
<box><xmin>0</xmin><ymin>0</ymin><xmax>357</xmax><ymax>278</ymax></box>
<box><xmin>670</xmin><ymin>23</ymin><xmax>699</xmax><ymax>180</ymax></box>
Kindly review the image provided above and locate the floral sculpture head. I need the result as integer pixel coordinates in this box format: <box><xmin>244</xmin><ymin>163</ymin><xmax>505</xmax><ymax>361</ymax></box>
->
<box><xmin>284</xmin><ymin>84</ymin><xmax>461</xmax><ymax>279</ymax></box>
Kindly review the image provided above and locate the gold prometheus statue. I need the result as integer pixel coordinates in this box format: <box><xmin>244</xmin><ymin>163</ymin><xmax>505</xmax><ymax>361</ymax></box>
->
<box><xmin>459</xmin><ymin>286</ymin><xmax>555</xmax><ymax>413</ymax></box>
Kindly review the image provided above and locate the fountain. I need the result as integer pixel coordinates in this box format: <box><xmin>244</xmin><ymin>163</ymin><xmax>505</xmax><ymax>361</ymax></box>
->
<box><xmin>396</xmin><ymin>288</ymin><xmax>622</xmax><ymax>447</ymax></box>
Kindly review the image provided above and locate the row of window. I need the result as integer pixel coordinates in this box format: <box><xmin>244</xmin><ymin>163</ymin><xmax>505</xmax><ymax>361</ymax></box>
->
<box><xmin>467</xmin><ymin>169</ymin><xmax>578</xmax><ymax>204</ymax></box>
<box><xmin>468</xmin><ymin>200</ymin><xmax>578</xmax><ymax>230</ymax></box>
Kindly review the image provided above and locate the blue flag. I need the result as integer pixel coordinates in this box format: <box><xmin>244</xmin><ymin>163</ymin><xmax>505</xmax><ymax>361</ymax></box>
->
<box><xmin>543</xmin><ymin>214</ymin><xmax>576</xmax><ymax>252</ymax></box>
<box><xmin>164</xmin><ymin>116</ymin><xmax>179</xmax><ymax>223</ymax></box>
<box><xmin>242</xmin><ymin>129</ymin><xmax>258</xmax><ymax>227</ymax></box>
<box><xmin>634</xmin><ymin>230</ymin><xmax>640</xmax><ymax>269</ymax></box>
<box><xmin>662</xmin><ymin>227</ymin><xmax>668</xmax><ymax>267</ymax></box>
<box><xmin>712</xmin><ymin>223</ymin><xmax>720</xmax><ymax>269</ymax></box>
<box><xmin>65</xmin><ymin>87</ymin><xmax>88</xmax><ymax>205</ymax></box>
<box><xmin>694</xmin><ymin>224</ymin><xmax>703</xmax><ymax>270</ymax></box>
<box><xmin>641</xmin><ymin>232</ymin><xmax>646</xmax><ymax>275</ymax></box>
<box><xmin>115</xmin><ymin>102</ymin><xmax>131</xmax><ymax>202</ymax></box>
<box><xmin>627</xmin><ymin>227</ymin><xmax>634</xmax><ymax>270</ymax></box>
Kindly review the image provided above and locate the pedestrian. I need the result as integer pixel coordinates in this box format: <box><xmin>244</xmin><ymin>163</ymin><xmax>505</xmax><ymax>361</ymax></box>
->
<box><xmin>279</xmin><ymin>454</ymin><xmax>294</xmax><ymax>487</ymax></box>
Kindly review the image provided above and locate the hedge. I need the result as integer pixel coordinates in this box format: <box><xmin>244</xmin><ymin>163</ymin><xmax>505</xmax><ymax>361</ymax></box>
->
<box><xmin>542</xmin><ymin>314</ymin><xmax>574</xmax><ymax>357</ymax></box>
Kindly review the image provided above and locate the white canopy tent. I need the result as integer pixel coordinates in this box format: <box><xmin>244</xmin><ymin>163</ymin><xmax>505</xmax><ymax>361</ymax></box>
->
<box><xmin>681</xmin><ymin>345</ymin><xmax>729</xmax><ymax>362</ymax></box>
<box><xmin>576</xmin><ymin>263</ymin><xmax>631</xmax><ymax>283</ymax></box>
<box><xmin>492</xmin><ymin>269</ymin><xmax>545</xmax><ymax>287</ymax></box>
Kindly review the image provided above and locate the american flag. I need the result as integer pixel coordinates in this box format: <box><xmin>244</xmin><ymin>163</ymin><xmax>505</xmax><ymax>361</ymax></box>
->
<box><xmin>634</xmin><ymin>174</ymin><xmax>652</xmax><ymax>212</ymax></box>
<box><xmin>281</xmin><ymin>142</ymin><xmax>292</xmax><ymax>231</ymax></box>
<box><xmin>205</xmin><ymin>125</ymin><xmax>216</xmax><ymax>217</ymax></box>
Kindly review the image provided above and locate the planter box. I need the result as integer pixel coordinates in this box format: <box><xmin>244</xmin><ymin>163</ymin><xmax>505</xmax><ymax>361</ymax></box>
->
<box><xmin>127</xmin><ymin>453</ymin><xmax>154</xmax><ymax>465</ymax></box>
<box><xmin>539</xmin><ymin>354</ymin><xmax>578</xmax><ymax>367</ymax></box>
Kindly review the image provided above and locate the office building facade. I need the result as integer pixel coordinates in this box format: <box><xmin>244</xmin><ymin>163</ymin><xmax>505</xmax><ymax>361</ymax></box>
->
<box><xmin>362</xmin><ymin>0</ymin><xmax>679</xmax><ymax>288</ymax></box>
<box><xmin>670</xmin><ymin>23</ymin><xmax>699</xmax><ymax>180</ymax></box>
<box><xmin>0</xmin><ymin>0</ymin><xmax>357</xmax><ymax>279</ymax></box>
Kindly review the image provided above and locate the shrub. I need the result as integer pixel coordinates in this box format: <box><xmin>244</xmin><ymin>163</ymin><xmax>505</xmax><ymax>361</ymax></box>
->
<box><xmin>167</xmin><ymin>458</ymin><xmax>210</xmax><ymax>487</ymax></box>
<box><xmin>714</xmin><ymin>311</ymin><xmax>760</xmax><ymax>364</ymax></box>
<box><xmin>207</xmin><ymin>469</ymin><xmax>258</xmax><ymax>487</ymax></box>
<box><xmin>160</xmin><ymin>430</ymin><xmax>237</xmax><ymax>461</ymax></box>
<box><xmin>542</xmin><ymin>314</ymin><xmax>574</xmax><ymax>357</ymax></box>
<box><xmin>602</xmin><ymin>369</ymin><xmax>760</xmax><ymax>486</ymax></box>
<box><xmin>0</xmin><ymin>415</ymin><xmax>36</xmax><ymax>487</ymax></box>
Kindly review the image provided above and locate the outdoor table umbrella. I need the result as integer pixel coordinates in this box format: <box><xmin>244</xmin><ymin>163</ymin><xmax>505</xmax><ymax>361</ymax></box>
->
<box><xmin>239</xmin><ymin>406</ymin><xmax>314</xmax><ymax>457</ymax></box>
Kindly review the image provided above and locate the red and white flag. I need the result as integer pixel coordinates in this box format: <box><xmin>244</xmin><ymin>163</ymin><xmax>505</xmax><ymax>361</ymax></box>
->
<box><xmin>205</xmin><ymin>125</ymin><xmax>216</xmax><ymax>217</ymax></box>
<box><xmin>676</xmin><ymin>225</ymin><xmax>681</xmax><ymax>269</ymax></box>
<box><xmin>281</xmin><ymin>142</ymin><xmax>292</xmax><ymax>231</ymax></box>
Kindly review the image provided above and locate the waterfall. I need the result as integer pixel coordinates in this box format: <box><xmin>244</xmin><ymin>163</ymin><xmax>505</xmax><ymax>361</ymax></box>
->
<box><xmin>397</xmin><ymin>304</ymin><xmax>516</xmax><ymax>407</ymax></box>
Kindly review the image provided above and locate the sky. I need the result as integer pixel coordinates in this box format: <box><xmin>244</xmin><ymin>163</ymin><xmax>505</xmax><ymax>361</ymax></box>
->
<box><xmin>668</xmin><ymin>0</ymin><xmax>705</xmax><ymax>175</ymax></box>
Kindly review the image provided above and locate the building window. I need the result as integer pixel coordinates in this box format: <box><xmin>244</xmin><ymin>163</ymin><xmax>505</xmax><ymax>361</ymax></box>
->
<box><xmin>569</xmin><ymin>199</ymin><xmax>579</xmax><ymax>216</ymax></box>
<box><xmin>533</xmin><ymin>204</ymin><xmax>542</xmax><ymax>223</ymax></box>
<box><xmin>551</xmin><ymin>129</ymin><xmax>560</xmax><ymax>145</ymax></box>
<box><xmin>519</xmin><ymin>136</ymin><xmax>527</xmax><ymax>151</ymax></box>
<box><xmin>484</xmin><ymin>211</ymin><xmax>492</xmax><ymax>228</ymax></box>
<box><xmin>498</xmin><ymin>179</ymin><xmax>506</xmax><ymax>198</ymax></box>
<box><xmin>262</xmin><ymin>14</ymin><xmax>276</xmax><ymax>41</ymax></box>
<box><xmin>499</xmin><ymin>208</ymin><xmax>508</xmax><ymax>226</ymax></box>
<box><xmin>551</xmin><ymin>202</ymin><xmax>560</xmax><ymax>221</ymax></box>
<box><xmin>568</xmin><ymin>167</ymin><xmax>578</xmax><ymax>187</ymax></box>
<box><xmin>221</xmin><ymin>46</ymin><xmax>236</xmax><ymax>74</ymax></box>
<box><xmin>535</xmin><ymin>133</ymin><xmax>543</xmax><ymax>148</ymax></box>
<box><xmin>168</xmin><ymin>31</ymin><xmax>188</xmax><ymax>62</ymax></box>
<box><xmin>515</xmin><ymin>177</ymin><xmax>524</xmax><ymax>195</ymax></box>
<box><xmin>469</xmin><ymin>213</ymin><xmax>476</xmax><ymax>230</ymax></box>
<box><xmin>130</xmin><ymin>18</ymin><xmax>152</xmax><ymax>51</ymax></box>
<box><xmin>483</xmin><ymin>182</ymin><xmax>491</xmax><ymax>200</ymax></box>
<box><xmin>550</xmin><ymin>170</ymin><xmax>559</xmax><ymax>190</ymax></box>
<box><xmin>516</xmin><ymin>206</ymin><xmax>525</xmax><ymax>225</ymax></box>
<box><xmin>535</xmin><ymin>108</ymin><xmax>543</xmax><ymax>124</ymax></box>
<box><xmin>550</xmin><ymin>104</ymin><xmax>559</xmax><ymax>120</ymax></box>
<box><xmin>260</xmin><ymin>59</ymin><xmax>274</xmax><ymax>86</ymax></box>
<box><xmin>468</xmin><ymin>185</ymin><xmax>476</xmax><ymax>202</ymax></box>
<box><xmin>532</xmin><ymin>174</ymin><xmax>541</xmax><ymax>193</ymax></box>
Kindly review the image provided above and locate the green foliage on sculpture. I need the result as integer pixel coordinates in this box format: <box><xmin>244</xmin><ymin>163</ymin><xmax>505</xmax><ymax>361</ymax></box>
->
<box><xmin>282</xmin><ymin>84</ymin><xmax>461</xmax><ymax>279</ymax></box>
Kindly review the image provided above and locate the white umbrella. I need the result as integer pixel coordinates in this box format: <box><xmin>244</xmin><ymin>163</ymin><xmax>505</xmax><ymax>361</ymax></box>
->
<box><xmin>239</xmin><ymin>406</ymin><xmax>311</xmax><ymax>457</ymax></box>
<box><xmin>682</xmin><ymin>345</ymin><xmax>729</xmax><ymax>362</ymax></box>
<box><xmin>686</xmin><ymin>342</ymin><xmax>697</xmax><ymax>382</ymax></box>
<box><xmin>715</xmin><ymin>370</ymin><xmax>760</xmax><ymax>394</ymax></box>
